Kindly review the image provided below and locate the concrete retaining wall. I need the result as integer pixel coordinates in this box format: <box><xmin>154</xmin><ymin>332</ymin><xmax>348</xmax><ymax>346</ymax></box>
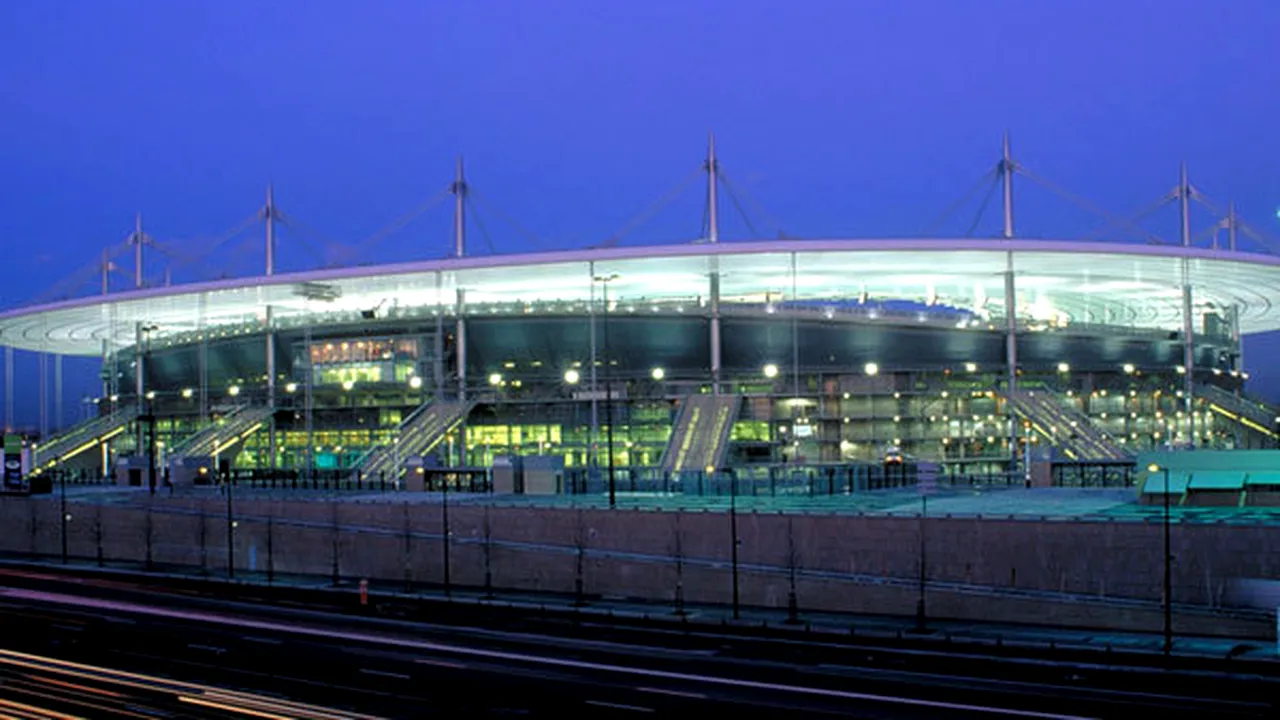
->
<box><xmin>0</xmin><ymin>495</ymin><xmax>1273</xmax><ymax>639</ymax></box>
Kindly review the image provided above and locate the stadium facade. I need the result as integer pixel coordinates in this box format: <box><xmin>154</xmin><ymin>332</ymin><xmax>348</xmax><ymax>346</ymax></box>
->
<box><xmin>2</xmin><ymin>138</ymin><xmax>1278</xmax><ymax>489</ymax></box>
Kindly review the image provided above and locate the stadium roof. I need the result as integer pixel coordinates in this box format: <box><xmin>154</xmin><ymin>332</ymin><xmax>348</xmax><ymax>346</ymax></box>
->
<box><xmin>2</xmin><ymin>238</ymin><xmax>1277</xmax><ymax>357</ymax></box>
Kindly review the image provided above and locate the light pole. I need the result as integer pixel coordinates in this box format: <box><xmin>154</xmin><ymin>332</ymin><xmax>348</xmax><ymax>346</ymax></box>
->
<box><xmin>441</xmin><ymin>467</ymin><xmax>451</xmax><ymax>598</ymax></box>
<box><xmin>140</xmin><ymin>324</ymin><xmax>159</xmax><ymax>496</ymax></box>
<box><xmin>1148</xmin><ymin>462</ymin><xmax>1172</xmax><ymax>655</ymax></box>
<box><xmin>718</xmin><ymin>464</ymin><xmax>740</xmax><ymax>620</ymax></box>
<box><xmin>59</xmin><ymin>470</ymin><xmax>68</xmax><ymax>564</ymax></box>
<box><xmin>594</xmin><ymin>273</ymin><xmax>619</xmax><ymax>508</ymax></box>
<box><xmin>916</xmin><ymin>493</ymin><xmax>927</xmax><ymax>631</ymax></box>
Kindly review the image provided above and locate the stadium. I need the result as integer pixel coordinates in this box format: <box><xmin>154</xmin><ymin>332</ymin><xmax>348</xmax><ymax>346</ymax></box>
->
<box><xmin>2</xmin><ymin>138</ymin><xmax>1279</xmax><ymax>496</ymax></box>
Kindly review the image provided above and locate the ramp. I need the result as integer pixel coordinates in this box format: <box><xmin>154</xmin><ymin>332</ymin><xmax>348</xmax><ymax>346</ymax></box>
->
<box><xmin>1005</xmin><ymin>389</ymin><xmax>1130</xmax><ymax>461</ymax></box>
<box><xmin>1198</xmin><ymin>384</ymin><xmax>1279</xmax><ymax>442</ymax></box>
<box><xmin>30</xmin><ymin>407</ymin><xmax>139</xmax><ymax>475</ymax></box>
<box><xmin>167</xmin><ymin>405</ymin><xmax>273</xmax><ymax>465</ymax></box>
<box><xmin>660</xmin><ymin>394</ymin><xmax>742</xmax><ymax>474</ymax></box>
<box><xmin>356</xmin><ymin>400</ymin><xmax>474</xmax><ymax>480</ymax></box>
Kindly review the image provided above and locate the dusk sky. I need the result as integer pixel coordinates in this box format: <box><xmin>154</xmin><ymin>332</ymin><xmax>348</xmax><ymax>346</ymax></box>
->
<box><xmin>2</xmin><ymin>0</ymin><xmax>1280</xmax><ymax>426</ymax></box>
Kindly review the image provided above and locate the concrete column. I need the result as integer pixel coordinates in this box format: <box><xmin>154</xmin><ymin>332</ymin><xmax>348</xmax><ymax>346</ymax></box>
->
<box><xmin>135</xmin><ymin>323</ymin><xmax>145</xmax><ymax>453</ymax></box>
<box><xmin>1181</xmin><ymin>260</ymin><xmax>1196</xmax><ymax>446</ymax></box>
<box><xmin>265</xmin><ymin>305</ymin><xmax>276</xmax><ymax>470</ymax></box>
<box><xmin>1004</xmin><ymin>252</ymin><xmax>1019</xmax><ymax>469</ymax></box>
<box><xmin>709</xmin><ymin>263</ymin><xmax>721</xmax><ymax>395</ymax></box>
<box><xmin>1231</xmin><ymin>304</ymin><xmax>1243</xmax><ymax>374</ymax></box>
<box><xmin>456</xmin><ymin>288</ymin><xmax>467</xmax><ymax>402</ymax></box>
<box><xmin>456</xmin><ymin>288</ymin><xmax>467</xmax><ymax>466</ymax></box>
<box><xmin>304</xmin><ymin>323</ymin><xmax>314</xmax><ymax>477</ymax></box>
<box><xmin>588</xmin><ymin>262</ymin><xmax>599</xmax><ymax>465</ymax></box>
<box><xmin>38</xmin><ymin>352</ymin><xmax>48</xmax><ymax>439</ymax></box>
<box><xmin>54</xmin><ymin>354</ymin><xmax>63</xmax><ymax>431</ymax></box>
<box><xmin>433</xmin><ymin>272</ymin><xmax>445</xmax><ymax>398</ymax></box>
<box><xmin>5</xmin><ymin>346</ymin><xmax>13</xmax><ymax>432</ymax></box>
<box><xmin>198</xmin><ymin>296</ymin><xmax>209</xmax><ymax>423</ymax></box>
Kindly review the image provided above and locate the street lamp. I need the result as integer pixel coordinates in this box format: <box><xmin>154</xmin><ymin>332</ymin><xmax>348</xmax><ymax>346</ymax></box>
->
<box><xmin>140</xmin><ymin>324</ymin><xmax>159</xmax><ymax>496</ymax></box>
<box><xmin>715</xmin><ymin>463</ymin><xmax>740</xmax><ymax>621</ymax></box>
<box><xmin>1147</xmin><ymin>462</ymin><xmax>1173</xmax><ymax>655</ymax></box>
<box><xmin>594</xmin><ymin>273</ymin><xmax>620</xmax><ymax>509</ymax></box>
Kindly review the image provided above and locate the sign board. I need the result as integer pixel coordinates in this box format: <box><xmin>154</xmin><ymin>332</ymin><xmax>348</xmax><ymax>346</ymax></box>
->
<box><xmin>3</xmin><ymin>434</ymin><xmax>27</xmax><ymax>493</ymax></box>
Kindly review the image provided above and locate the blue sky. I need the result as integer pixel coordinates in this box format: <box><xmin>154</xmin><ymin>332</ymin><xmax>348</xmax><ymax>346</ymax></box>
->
<box><xmin>2</xmin><ymin>0</ymin><xmax>1280</xmax><ymax>427</ymax></box>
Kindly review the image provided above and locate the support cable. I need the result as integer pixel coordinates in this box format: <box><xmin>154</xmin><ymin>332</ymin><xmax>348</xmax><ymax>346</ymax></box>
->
<box><xmin>596</xmin><ymin>166</ymin><xmax>703</xmax><ymax>248</ymax></box>
<box><xmin>1237</xmin><ymin>221</ymin><xmax>1280</xmax><ymax>255</ymax></box>
<box><xmin>30</xmin><ymin>241</ymin><xmax>134</xmax><ymax>304</ymax></box>
<box><xmin>276</xmin><ymin>210</ymin><xmax>351</xmax><ymax>268</ymax></box>
<box><xmin>201</xmin><ymin>231</ymin><xmax>266</xmax><ymax>280</ymax></box>
<box><xmin>698</xmin><ymin>195</ymin><xmax>710</xmax><ymax>241</ymax></box>
<box><xmin>1079</xmin><ymin>194</ymin><xmax>1174</xmax><ymax>244</ymax></box>
<box><xmin>273</xmin><ymin>221</ymin><xmax>329</xmax><ymax>268</ymax></box>
<box><xmin>964</xmin><ymin>174</ymin><xmax>1001</xmax><ymax>237</ymax></box>
<box><xmin>720</xmin><ymin>176</ymin><xmax>763</xmax><ymax>239</ymax></box>
<box><xmin>326</xmin><ymin>188</ymin><xmax>452</xmax><ymax>266</ymax></box>
<box><xmin>716</xmin><ymin>167</ymin><xmax>783</xmax><ymax>238</ymax></box>
<box><xmin>1187</xmin><ymin>189</ymin><xmax>1280</xmax><ymax>254</ymax></box>
<box><xmin>718</xmin><ymin>168</ymin><xmax>788</xmax><ymax>238</ymax></box>
<box><xmin>467</xmin><ymin>196</ymin><xmax>498</xmax><ymax>256</ymax></box>
<box><xmin>921</xmin><ymin>167</ymin><xmax>999</xmax><ymax>236</ymax></box>
<box><xmin>467</xmin><ymin>188</ymin><xmax>546</xmax><ymax>250</ymax></box>
<box><xmin>160</xmin><ymin>212</ymin><xmax>262</xmax><ymax>275</ymax></box>
<box><xmin>1016</xmin><ymin>165</ymin><xmax>1170</xmax><ymax>244</ymax></box>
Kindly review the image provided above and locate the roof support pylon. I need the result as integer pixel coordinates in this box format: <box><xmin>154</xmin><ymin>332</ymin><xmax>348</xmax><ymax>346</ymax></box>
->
<box><xmin>133</xmin><ymin>213</ymin><xmax>145</xmax><ymax>289</ymax></box>
<box><xmin>1001</xmin><ymin>132</ymin><xmax>1014</xmax><ymax>239</ymax></box>
<box><xmin>1227</xmin><ymin>200</ymin><xmax>1238</xmax><ymax>252</ymax></box>
<box><xmin>452</xmin><ymin>156</ymin><xmax>467</xmax><ymax>258</ymax></box>
<box><xmin>265</xmin><ymin>184</ymin><xmax>276</xmax><ymax>276</ymax></box>
<box><xmin>1179</xmin><ymin>162</ymin><xmax>1192</xmax><ymax>248</ymax></box>
<box><xmin>706</xmin><ymin>132</ymin><xmax>719</xmax><ymax>244</ymax></box>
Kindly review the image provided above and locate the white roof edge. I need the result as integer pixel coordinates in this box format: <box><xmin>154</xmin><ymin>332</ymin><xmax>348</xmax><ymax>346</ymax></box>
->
<box><xmin>3</xmin><ymin>237</ymin><xmax>1276</xmax><ymax>322</ymax></box>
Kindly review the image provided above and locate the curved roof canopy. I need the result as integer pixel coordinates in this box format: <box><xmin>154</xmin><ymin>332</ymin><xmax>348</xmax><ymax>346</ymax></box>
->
<box><xmin>1</xmin><ymin>239</ymin><xmax>1275</xmax><ymax>357</ymax></box>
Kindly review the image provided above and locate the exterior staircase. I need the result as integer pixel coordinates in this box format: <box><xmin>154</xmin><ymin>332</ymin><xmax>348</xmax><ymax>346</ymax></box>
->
<box><xmin>660</xmin><ymin>394</ymin><xmax>742</xmax><ymax>474</ymax></box>
<box><xmin>1005</xmin><ymin>389</ymin><xmax>1130</xmax><ymax>461</ymax></box>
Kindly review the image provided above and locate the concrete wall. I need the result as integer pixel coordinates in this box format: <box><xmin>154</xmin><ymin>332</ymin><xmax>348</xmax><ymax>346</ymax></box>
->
<box><xmin>0</xmin><ymin>495</ymin><xmax>1274</xmax><ymax>640</ymax></box>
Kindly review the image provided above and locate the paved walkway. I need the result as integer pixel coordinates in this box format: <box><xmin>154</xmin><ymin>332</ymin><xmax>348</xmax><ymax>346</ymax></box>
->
<box><xmin>29</xmin><ymin>483</ymin><xmax>1280</xmax><ymax>525</ymax></box>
